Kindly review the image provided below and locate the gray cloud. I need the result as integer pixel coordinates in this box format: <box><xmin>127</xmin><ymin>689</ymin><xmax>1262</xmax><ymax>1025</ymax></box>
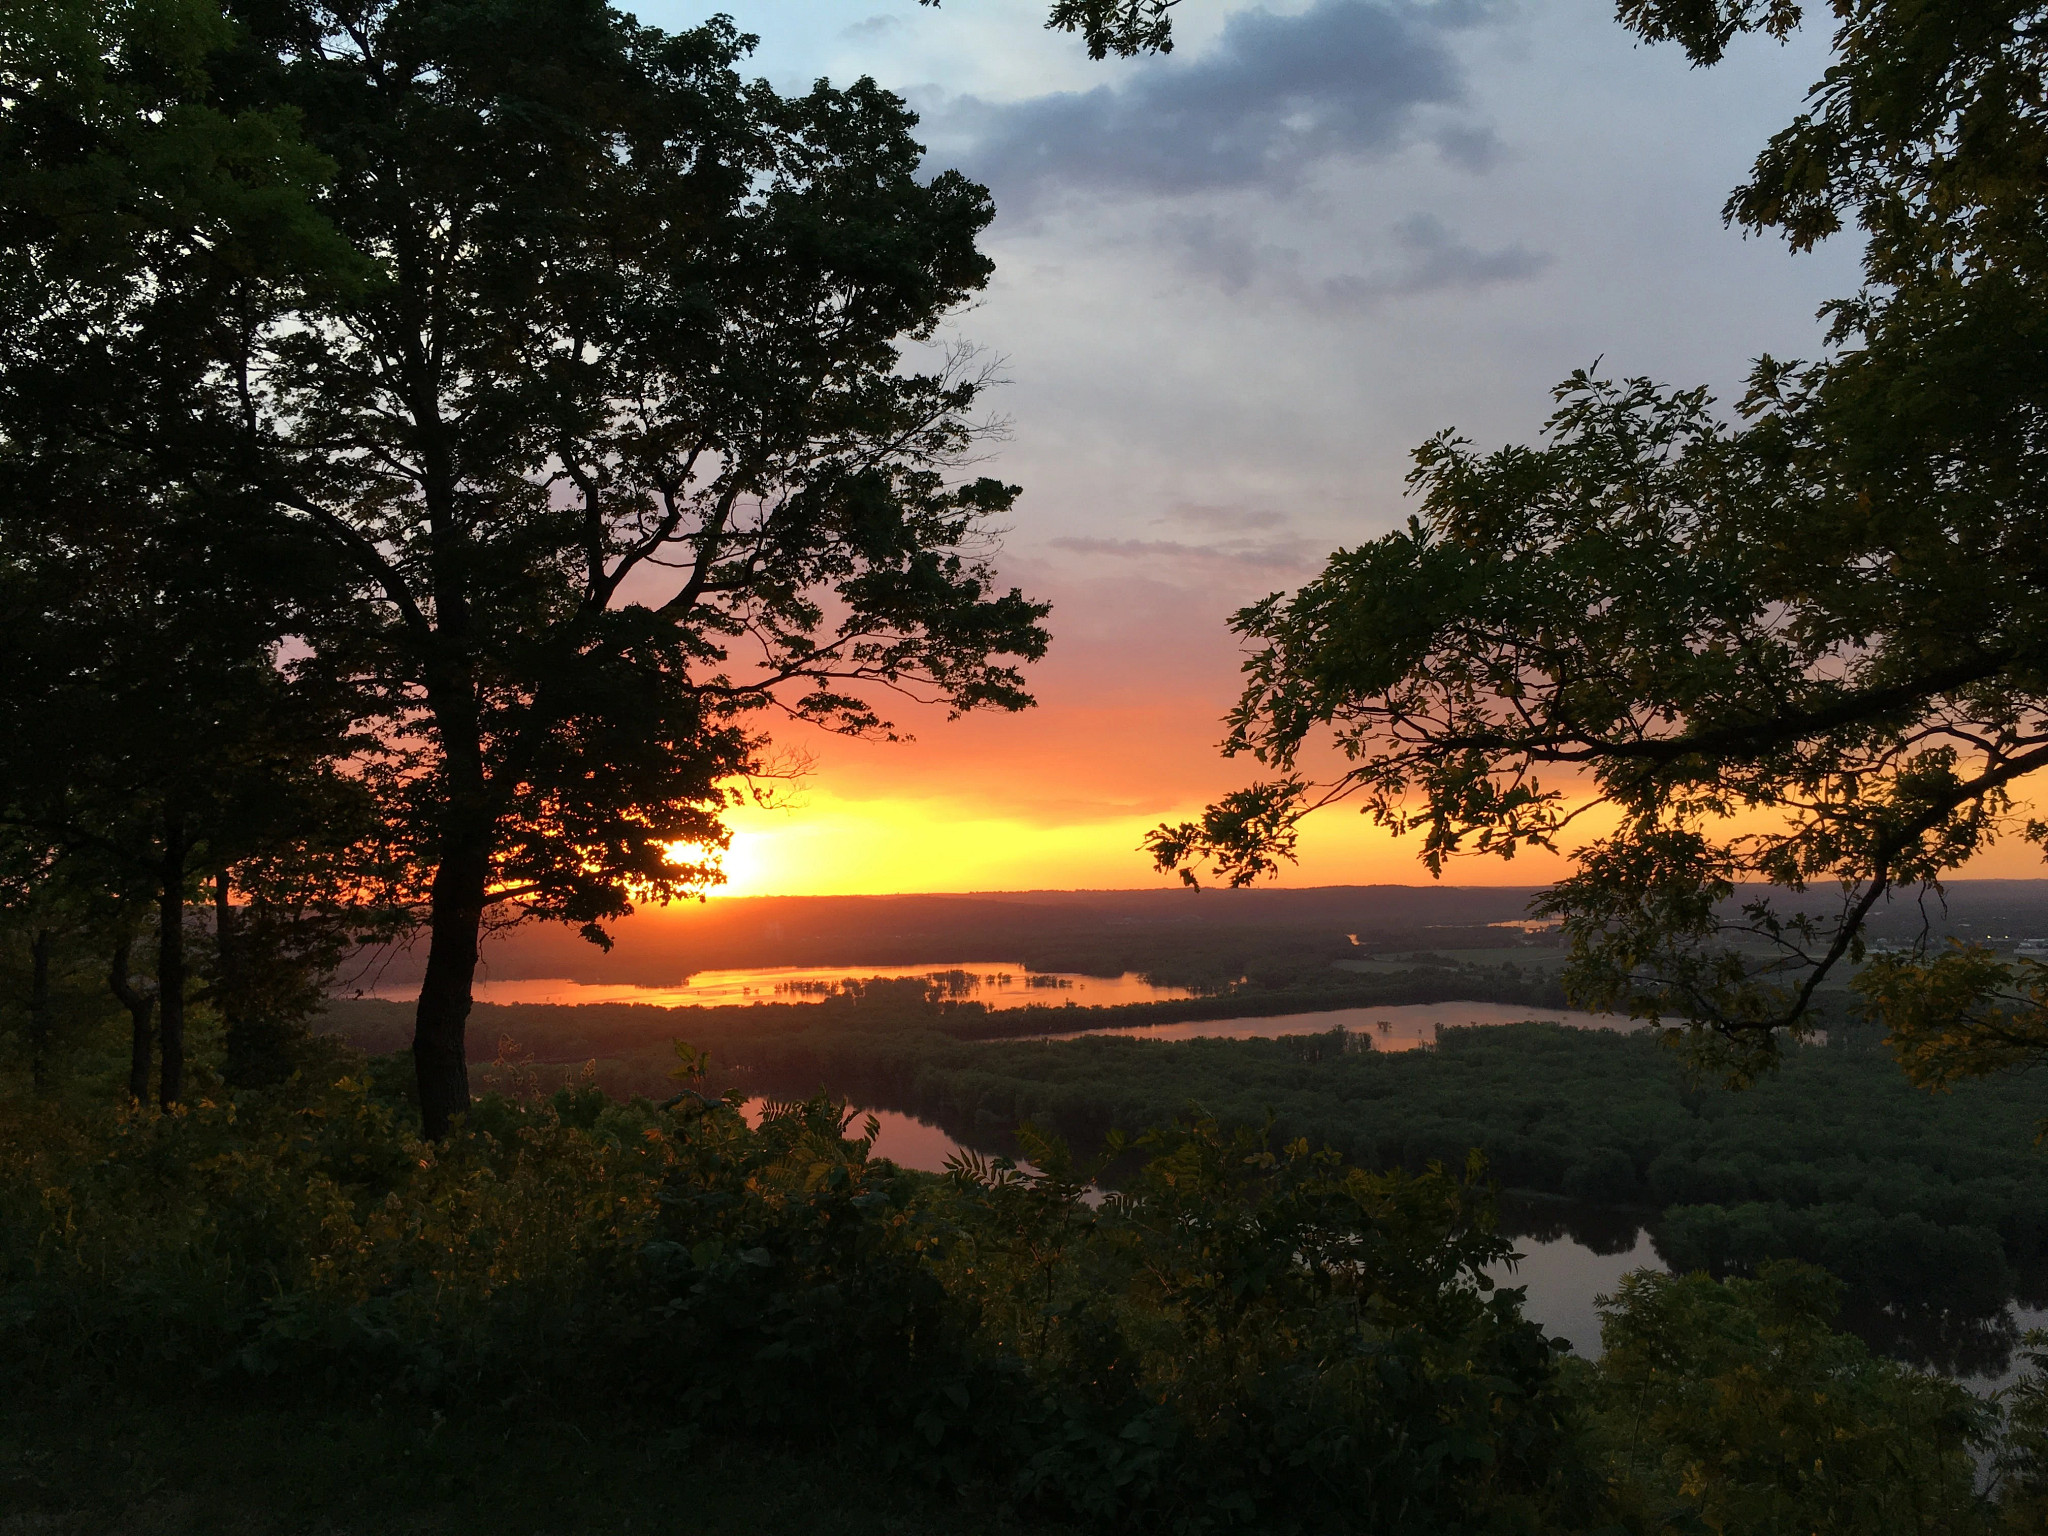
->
<box><xmin>841</xmin><ymin>14</ymin><xmax>903</xmax><ymax>41</ymax></box>
<box><xmin>1164</xmin><ymin>214</ymin><xmax>1300</xmax><ymax>294</ymax></box>
<box><xmin>1163</xmin><ymin>504</ymin><xmax>1291</xmax><ymax>531</ymax></box>
<box><xmin>1167</xmin><ymin>209</ymin><xmax>1550</xmax><ymax>307</ymax></box>
<box><xmin>1048</xmin><ymin>534</ymin><xmax>1319</xmax><ymax>574</ymax></box>
<box><xmin>1378</xmin><ymin>211</ymin><xmax>1550</xmax><ymax>292</ymax></box>
<box><xmin>934</xmin><ymin>1</ymin><xmax>1488</xmax><ymax>212</ymax></box>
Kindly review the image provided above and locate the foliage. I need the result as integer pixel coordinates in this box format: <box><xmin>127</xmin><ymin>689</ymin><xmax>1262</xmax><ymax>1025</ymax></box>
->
<box><xmin>0</xmin><ymin>495</ymin><xmax>403</xmax><ymax>1101</ymax></box>
<box><xmin>319</xmin><ymin>993</ymin><xmax>2048</xmax><ymax>1357</ymax></box>
<box><xmin>0</xmin><ymin>0</ymin><xmax>1051</xmax><ymax>1133</ymax></box>
<box><xmin>939</xmin><ymin>1121</ymin><xmax>1583</xmax><ymax>1529</ymax></box>
<box><xmin>1998</xmin><ymin>1332</ymin><xmax>2048</xmax><ymax>1530</ymax></box>
<box><xmin>1860</xmin><ymin>944</ymin><xmax>2048</xmax><ymax>1094</ymax></box>
<box><xmin>878</xmin><ymin>1023</ymin><xmax>2048</xmax><ymax>1323</ymax></box>
<box><xmin>16</xmin><ymin>1030</ymin><xmax>2048</xmax><ymax>1531</ymax></box>
<box><xmin>0</xmin><ymin>1055</ymin><xmax>1587</xmax><ymax>1532</ymax></box>
<box><xmin>244</xmin><ymin>0</ymin><xmax>1046</xmax><ymax>916</ymax></box>
<box><xmin>0</xmin><ymin>1389</ymin><xmax>1065</xmax><ymax>1536</ymax></box>
<box><xmin>0</xmin><ymin>0</ymin><xmax>409</xmax><ymax>1109</ymax></box>
<box><xmin>1137</xmin><ymin>0</ymin><xmax>2048</xmax><ymax>1086</ymax></box>
<box><xmin>1583</xmin><ymin>1262</ymin><xmax>1993</xmax><ymax>1535</ymax></box>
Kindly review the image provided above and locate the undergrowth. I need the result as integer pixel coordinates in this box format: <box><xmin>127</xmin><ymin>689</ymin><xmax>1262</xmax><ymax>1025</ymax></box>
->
<box><xmin>0</xmin><ymin>1043</ymin><xmax>2030</xmax><ymax>1534</ymax></box>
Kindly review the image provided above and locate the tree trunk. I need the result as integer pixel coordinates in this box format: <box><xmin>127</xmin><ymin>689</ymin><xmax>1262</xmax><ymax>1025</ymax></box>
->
<box><xmin>214</xmin><ymin>870</ymin><xmax>253</xmax><ymax>1087</ymax></box>
<box><xmin>28</xmin><ymin>928</ymin><xmax>52</xmax><ymax>1092</ymax></box>
<box><xmin>214</xmin><ymin>869</ymin><xmax>237</xmax><ymax>1004</ymax></box>
<box><xmin>414</xmin><ymin>611</ymin><xmax>490</xmax><ymax>1139</ymax></box>
<box><xmin>414</xmin><ymin>836</ymin><xmax>488</xmax><ymax>1139</ymax></box>
<box><xmin>158</xmin><ymin>813</ymin><xmax>187</xmax><ymax>1109</ymax></box>
<box><xmin>110</xmin><ymin>931</ymin><xmax>156</xmax><ymax>1105</ymax></box>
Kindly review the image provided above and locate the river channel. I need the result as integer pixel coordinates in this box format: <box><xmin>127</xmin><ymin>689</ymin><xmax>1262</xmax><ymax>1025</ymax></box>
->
<box><xmin>392</xmin><ymin>963</ymin><xmax>1202</xmax><ymax>1009</ymax></box>
<box><xmin>741</xmin><ymin>1095</ymin><xmax>2045</xmax><ymax>1392</ymax></box>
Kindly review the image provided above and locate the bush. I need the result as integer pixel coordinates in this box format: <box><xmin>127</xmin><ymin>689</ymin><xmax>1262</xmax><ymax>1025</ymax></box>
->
<box><xmin>1581</xmin><ymin>1262</ymin><xmax>1994</xmax><ymax>1535</ymax></box>
<box><xmin>0</xmin><ymin>1059</ymin><xmax>1591</xmax><ymax>1533</ymax></box>
<box><xmin>14</xmin><ymin>1046</ymin><xmax>2048</xmax><ymax>1532</ymax></box>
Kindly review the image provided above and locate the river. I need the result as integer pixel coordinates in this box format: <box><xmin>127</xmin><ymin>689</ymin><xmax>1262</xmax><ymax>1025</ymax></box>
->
<box><xmin>741</xmin><ymin>1096</ymin><xmax>2043</xmax><ymax>1389</ymax></box>
<box><xmin>380</xmin><ymin>963</ymin><xmax>1202</xmax><ymax>1009</ymax></box>
<box><xmin>1036</xmin><ymin>999</ymin><xmax>1626</xmax><ymax>1048</ymax></box>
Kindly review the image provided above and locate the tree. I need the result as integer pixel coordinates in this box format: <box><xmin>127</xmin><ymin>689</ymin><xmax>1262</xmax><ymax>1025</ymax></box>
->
<box><xmin>3</xmin><ymin>0</ymin><xmax>1045</xmax><ymax>1133</ymax></box>
<box><xmin>169</xmin><ymin>0</ymin><xmax>1047</xmax><ymax>1136</ymax></box>
<box><xmin>0</xmin><ymin>0</ymin><xmax>389</xmax><ymax>1104</ymax></box>
<box><xmin>1143</xmin><ymin>0</ymin><xmax>2048</xmax><ymax>1082</ymax></box>
<box><xmin>0</xmin><ymin>488</ymin><xmax>393</xmax><ymax>1103</ymax></box>
<box><xmin>1587</xmin><ymin>1262</ymin><xmax>1988</xmax><ymax>1533</ymax></box>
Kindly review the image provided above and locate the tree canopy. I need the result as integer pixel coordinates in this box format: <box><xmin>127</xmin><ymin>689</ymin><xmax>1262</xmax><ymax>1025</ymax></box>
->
<box><xmin>1144</xmin><ymin>0</ymin><xmax>2048</xmax><ymax>1081</ymax></box>
<box><xmin>0</xmin><ymin>0</ymin><xmax>1050</xmax><ymax>1132</ymax></box>
<box><xmin>0</xmin><ymin>0</ymin><xmax>385</xmax><ymax>1103</ymax></box>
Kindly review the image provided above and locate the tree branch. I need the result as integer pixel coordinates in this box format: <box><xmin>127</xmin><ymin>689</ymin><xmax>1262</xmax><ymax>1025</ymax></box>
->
<box><xmin>273</xmin><ymin>489</ymin><xmax>432</xmax><ymax>644</ymax></box>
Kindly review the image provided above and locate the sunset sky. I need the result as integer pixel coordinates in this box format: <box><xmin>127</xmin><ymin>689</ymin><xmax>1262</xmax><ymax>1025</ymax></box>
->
<box><xmin>629</xmin><ymin>0</ymin><xmax>2035</xmax><ymax>897</ymax></box>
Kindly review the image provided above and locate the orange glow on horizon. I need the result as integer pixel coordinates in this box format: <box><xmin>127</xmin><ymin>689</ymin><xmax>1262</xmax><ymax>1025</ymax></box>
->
<box><xmin>681</xmin><ymin>789</ymin><xmax>1591</xmax><ymax>897</ymax></box>
<box><xmin>670</xmin><ymin>789</ymin><xmax>2048</xmax><ymax>899</ymax></box>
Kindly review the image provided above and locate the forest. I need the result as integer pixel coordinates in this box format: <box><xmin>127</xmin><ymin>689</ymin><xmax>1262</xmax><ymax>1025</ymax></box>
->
<box><xmin>2</xmin><ymin>1007</ymin><xmax>2037</xmax><ymax>1533</ymax></box>
<box><xmin>319</xmin><ymin>982</ymin><xmax>2048</xmax><ymax>1348</ymax></box>
<box><xmin>8</xmin><ymin>0</ymin><xmax>2048</xmax><ymax>1528</ymax></box>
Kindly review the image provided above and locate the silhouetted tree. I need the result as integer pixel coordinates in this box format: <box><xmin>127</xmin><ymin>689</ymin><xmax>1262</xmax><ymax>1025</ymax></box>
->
<box><xmin>1</xmin><ymin>0</ymin><xmax>391</xmax><ymax>1102</ymax></box>
<box><xmin>0</xmin><ymin>497</ymin><xmax>394</xmax><ymax>1102</ymax></box>
<box><xmin>1146</xmin><ymin>0</ymin><xmax>2048</xmax><ymax>1082</ymax></box>
<box><xmin>219</xmin><ymin>1</ymin><xmax>1051</xmax><ymax>1136</ymax></box>
<box><xmin>6</xmin><ymin>0</ymin><xmax>1049</xmax><ymax>1135</ymax></box>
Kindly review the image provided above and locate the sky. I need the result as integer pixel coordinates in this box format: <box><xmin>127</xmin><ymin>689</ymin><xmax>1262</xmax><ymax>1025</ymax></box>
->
<box><xmin>618</xmin><ymin>0</ymin><xmax>2020</xmax><ymax>897</ymax></box>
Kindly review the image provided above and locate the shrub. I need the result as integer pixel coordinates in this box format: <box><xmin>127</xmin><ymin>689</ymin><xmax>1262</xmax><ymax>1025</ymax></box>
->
<box><xmin>1581</xmin><ymin>1262</ymin><xmax>1994</xmax><ymax>1535</ymax></box>
<box><xmin>0</xmin><ymin>1061</ymin><xmax>1591</xmax><ymax>1532</ymax></box>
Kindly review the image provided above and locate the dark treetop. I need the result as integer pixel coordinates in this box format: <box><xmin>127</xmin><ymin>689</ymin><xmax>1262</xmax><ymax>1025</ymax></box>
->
<box><xmin>1144</xmin><ymin>0</ymin><xmax>2048</xmax><ymax>1083</ymax></box>
<box><xmin>0</xmin><ymin>0</ymin><xmax>1050</xmax><ymax>1133</ymax></box>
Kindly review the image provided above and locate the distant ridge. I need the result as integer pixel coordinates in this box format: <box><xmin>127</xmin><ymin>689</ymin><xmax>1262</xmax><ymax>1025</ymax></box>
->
<box><xmin>344</xmin><ymin>884</ymin><xmax>1544</xmax><ymax>988</ymax></box>
<box><xmin>340</xmin><ymin>879</ymin><xmax>2048</xmax><ymax>991</ymax></box>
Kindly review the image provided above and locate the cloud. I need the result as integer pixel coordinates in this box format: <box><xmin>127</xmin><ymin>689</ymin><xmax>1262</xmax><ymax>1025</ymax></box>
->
<box><xmin>841</xmin><ymin>14</ymin><xmax>904</xmax><ymax>41</ymax></box>
<box><xmin>933</xmin><ymin>0</ymin><xmax>1491</xmax><ymax>212</ymax></box>
<box><xmin>1167</xmin><ymin>208</ymin><xmax>1550</xmax><ymax>307</ymax></box>
<box><xmin>1377</xmin><ymin>211</ymin><xmax>1550</xmax><ymax>293</ymax></box>
<box><xmin>1163</xmin><ymin>504</ymin><xmax>1291</xmax><ymax>531</ymax></box>
<box><xmin>1048</xmin><ymin>534</ymin><xmax>1320</xmax><ymax>576</ymax></box>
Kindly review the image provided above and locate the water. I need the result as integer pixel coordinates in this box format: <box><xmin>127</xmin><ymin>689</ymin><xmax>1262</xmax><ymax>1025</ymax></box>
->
<box><xmin>736</xmin><ymin>1099</ymin><xmax>2040</xmax><ymax>1385</ymax></box>
<box><xmin>738</xmin><ymin>1096</ymin><xmax>974</xmax><ymax>1171</ymax></box>
<box><xmin>380</xmin><ymin>962</ymin><xmax>1198</xmax><ymax>1010</ymax></box>
<box><xmin>1489</xmin><ymin>1229</ymin><xmax>1667</xmax><ymax>1357</ymax></box>
<box><xmin>1496</xmin><ymin>1233</ymin><xmax>2048</xmax><ymax>1387</ymax></box>
<box><xmin>739</xmin><ymin>1098</ymin><xmax>1654</xmax><ymax>1354</ymax></box>
<box><xmin>1488</xmin><ymin>1199</ymin><xmax>2048</xmax><ymax>1389</ymax></box>
<box><xmin>1038</xmin><ymin>1000</ymin><xmax>1627</xmax><ymax>1048</ymax></box>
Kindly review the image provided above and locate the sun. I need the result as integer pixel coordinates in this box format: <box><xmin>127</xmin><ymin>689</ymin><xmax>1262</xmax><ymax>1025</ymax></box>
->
<box><xmin>661</xmin><ymin>834</ymin><xmax>761</xmax><ymax>898</ymax></box>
